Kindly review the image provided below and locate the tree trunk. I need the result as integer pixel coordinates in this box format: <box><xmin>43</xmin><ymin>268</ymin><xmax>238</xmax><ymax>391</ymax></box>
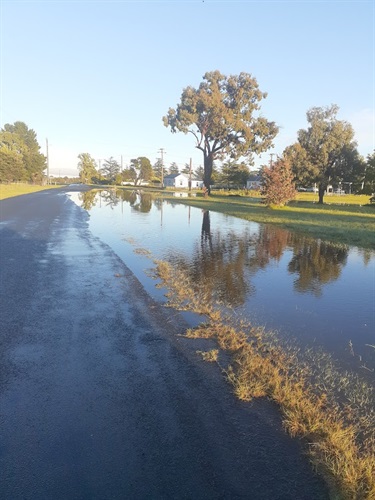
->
<box><xmin>318</xmin><ymin>184</ymin><xmax>325</xmax><ymax>204</ymax></box>
<box><xmin>203</xmin><ymin>153</ymin><xmax>213</xmax><ymax>196</ymax></box>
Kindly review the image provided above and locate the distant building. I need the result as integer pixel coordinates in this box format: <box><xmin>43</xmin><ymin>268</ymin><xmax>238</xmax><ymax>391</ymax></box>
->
<box><xmin>246</xmin><ymin>175</ymin><xmax>262</xmax><ymax>190</ymax></box>
<box><xmin>164</xmin><ymin>173</ymin><xmax>203</xmax><ymax>189</ymax></box>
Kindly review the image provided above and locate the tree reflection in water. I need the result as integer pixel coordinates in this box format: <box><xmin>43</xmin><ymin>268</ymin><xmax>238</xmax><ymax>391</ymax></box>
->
<box><xmin>201</xmin><ymin>210</ymin><xmax>213</xmax><ymax>251</ymax></box>
<box><xmin>116</xmin><ymin>189</ymin><xmax>152</xmax><ymax>213</ymax></box>
<box><xmin>77</xmin><ymin>191</ymin><xmax>353</xmax><ymax>304</ymax></box>
<box><xmin>251</xmin><ymin>225</ymin><xmax>291</xmax><ymax>269</ymax></box>
<box><xmin>288</xmin><ymin>237</ymin><xmax>349</xmax><ymax>297</ymax></box>
<box><xmin>79</xmin><ymin>189</ymin><xmax>121</xmax><ymax>210</ymax></box>
<box><xmin>167</xmin><ymin>210</ymin><xmax>256</xmax><ymax>307</ymax></box>
<box><xmin>166</xmin><ymin>213</ymin><xmax>351</xmax><ymax>306</ymax></box>
<box><xmin>78</xmin><ymin>190</ymin><xmax>98</xmax><ymax>211</ymax></box>
<box><xmin>79</xmin><ymin>188</ymin><xmax>153</xmax><ymax>213</ymax></box>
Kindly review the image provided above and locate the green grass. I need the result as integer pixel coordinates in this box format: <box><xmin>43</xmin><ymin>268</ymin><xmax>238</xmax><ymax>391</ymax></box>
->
<box><xmin>151</xmin><ymin>189</ymin><xmax>375</xmax><ymax>249</ymax></box>
<box><xmin>0</xmin><ymin>183</ymin><xmax>61</xmax><ymax>200</ymax></box>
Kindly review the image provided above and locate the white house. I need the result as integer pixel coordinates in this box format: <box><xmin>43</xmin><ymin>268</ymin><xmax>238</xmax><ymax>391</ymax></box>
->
<box><xmin>190</xmin><ymin>177</ymin><xmax>204</xmax><ymax>189</ymax></box>
<box><xmin>246</xmin><ymin>175</ymin><xmax>262</xmax><ymax>190</ymax></box>
<box><xmin>164</xmin><ymin>173</ymin><xmax>203</xmax><ymax>189</ymax></box>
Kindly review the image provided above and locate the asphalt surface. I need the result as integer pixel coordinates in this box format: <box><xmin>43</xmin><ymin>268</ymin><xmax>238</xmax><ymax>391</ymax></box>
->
<box><xmin>0</xmin><ymin>187</ymin><xmax>329</xmax><ymax>499</ymax></box>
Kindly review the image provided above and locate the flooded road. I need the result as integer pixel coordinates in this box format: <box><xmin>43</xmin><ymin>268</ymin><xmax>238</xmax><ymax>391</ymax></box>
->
<box><xmin>71</xmin><ymin>189</ymin><xmax>375</xmax><ymax>378</ymax></box>
<box><xmin>0</xmin><ymin>187</ymin><xmax>329</xmax><ymax>499</ymax></box>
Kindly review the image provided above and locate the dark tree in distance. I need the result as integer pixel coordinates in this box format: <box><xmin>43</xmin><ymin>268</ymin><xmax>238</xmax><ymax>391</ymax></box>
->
<box><xmin>169</xmin><ymin>162</ymin><xmax>180</xmax><ymax>175</ymax></box>
<box><xmin>0</xmin><ymin>122</ymin><xmax>46</xmax><ymax>182</ymax></box>
<box><xmin>153</xmin><ymin>158</ymin><xmax>163</xmax><ymax>180</ymax></box>
<box><xmin>0</xmin><ymin>132</ymin><xmax>27</xmax><ymax>182</ymax></box>
<box><xmin>101</xmin><ymin>157</ymin><xmax>121</xmax><ymax>183</ymax></box>
<box><xmin>362</xmin><ymin>151</ymin><xmax>375</xmax><ymax>194</ymax></box>
<box><xmin>220</xmin><ymin>161</ymin><xmax>250</xmax><ymax>188</ymax></box>
<box><xmin>182</xmin><ymin>163</ymin><xmax>191</xmax><ymax>175</ymax></box>
<box><xmin>284</xmin><ymin>105</ymin><xmax>359</xmax><ymax>203</ymax></box>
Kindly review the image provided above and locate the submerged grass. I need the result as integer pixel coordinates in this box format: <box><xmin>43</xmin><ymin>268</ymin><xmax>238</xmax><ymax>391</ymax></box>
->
<box><xmin>154</xmin><ymin>259</ymin><xmax>375</xmax><ymax>499</ymax></box>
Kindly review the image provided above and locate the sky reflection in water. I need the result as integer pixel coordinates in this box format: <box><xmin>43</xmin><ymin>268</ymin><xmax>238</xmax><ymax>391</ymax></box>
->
<box><xmin>69</xmin><ymin>189</ymin><xmax>375</xmax><ymax>377</ymax></box>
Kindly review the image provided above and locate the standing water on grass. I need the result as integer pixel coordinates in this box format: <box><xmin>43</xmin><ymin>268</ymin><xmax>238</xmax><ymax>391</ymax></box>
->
<box><xmin>69</xmin><ymin>189</ymin><xmax>375</xmax><ymax>379</ymax></box>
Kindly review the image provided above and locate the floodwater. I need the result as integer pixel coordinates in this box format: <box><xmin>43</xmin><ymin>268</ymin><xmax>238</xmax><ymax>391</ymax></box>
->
<box><xmin>69</xmin><ymin>189</ymin><xmax>375</xmax><ymax>379</ymax></box>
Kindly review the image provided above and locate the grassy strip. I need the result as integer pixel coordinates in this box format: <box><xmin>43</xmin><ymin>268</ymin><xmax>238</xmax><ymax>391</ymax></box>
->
<box><xmin>0</xmin><ymin>183</ymin><xmax>61</xmax><ymax>200</ymax></box>
<box><xmin>154</xmin><ymin>259</ymin><xmax>375</xmax><ymax>499</ymax></box>
<box><xmin>151</xmin><ymin>189</ymin><xmax>375</xmax><ymax>250</ymax></box>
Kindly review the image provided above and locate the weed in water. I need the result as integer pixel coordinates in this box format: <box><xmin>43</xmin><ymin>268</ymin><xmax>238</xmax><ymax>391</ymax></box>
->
<box><xmin>197</xmin><ymin>349</ymin><xmax>219</xmax><ymax>362</ymax></box>
<box><xmin>154</xmin><ymin>258</ymin><xmax>375</xmax><ymax>499</ymax></box>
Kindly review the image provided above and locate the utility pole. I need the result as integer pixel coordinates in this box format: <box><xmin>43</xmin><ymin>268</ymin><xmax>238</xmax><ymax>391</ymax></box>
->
<box><xmin>121</xmin><ymin>155</ymin><xmax>123</xmax><ymax>172</ymax></box>
<box><xmin>158</xmin><ymin>148</ymin><xmax>165</xmax><ymax>188</ymax></box>
<box><xmin>46</xmin><ymin>138</ymin><xmax>50</xmax><ymax>185</ymax></box>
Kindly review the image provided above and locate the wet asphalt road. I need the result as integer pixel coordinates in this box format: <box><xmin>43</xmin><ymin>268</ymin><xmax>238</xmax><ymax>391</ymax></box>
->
<box><xmin>0</xmin><ymin>188</ymin><xmax>328</xmax><ymax>499</ymax></box>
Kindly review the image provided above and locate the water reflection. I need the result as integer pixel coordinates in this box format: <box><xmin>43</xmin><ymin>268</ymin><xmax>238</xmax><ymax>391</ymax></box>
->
<box><xmin>70</xmin><ymin>189</ymin><xmax>375</xmax><ymax>373</ymax></box>
<box><xmin>78</xmin><ymin>190</ymin><xmax>98</xmax><ymax>211</ymax></box>
<box><xmin>80</xmin><ymin>189</ymin><xmax>153</xmax><ymax>213</ymax></box>
<box><xmin>253</xmin><ymin>226</ymin><xmax>291</xmax><ymax>267</ymax></box>
<box><xmin>165</xmin><ymin>213</ymin><xmax>351</xmax><ymax>306</ymax></box>
<box><xmin>77</xmin><ymin>190</ymin><xmax>368</xmax><ymax>304</ymax></box>
<box><xmin>201</xmin><ymin>210</ymin><xmax>211</xmax><ymax>244</ymax></box>
<box><xmin>116</xmin><ymin>189</ymin><xmax>153</xmax><ymax>213</ymax></box>
<box><xmin>164</xmin><ymin>210</ymin><xmax>249</xmax><ymax>306</ymax></box>
<box><xmin>288</xmin><ymin>238</ymin><xmax>349</xmax><ymax>297</ymax></box>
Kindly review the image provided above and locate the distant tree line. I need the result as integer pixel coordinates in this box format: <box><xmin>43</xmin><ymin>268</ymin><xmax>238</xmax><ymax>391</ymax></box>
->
<box><xmin>77</xmin><ymin>154</ymin><xmax>156</xmax><ymax>186</ymax></box>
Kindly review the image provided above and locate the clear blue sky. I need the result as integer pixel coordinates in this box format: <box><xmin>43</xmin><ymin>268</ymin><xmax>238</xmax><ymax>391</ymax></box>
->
<box><xmin>1</xmin><ymin>0</ymin><xmax>374</xmax><ymax>176</ymax></box>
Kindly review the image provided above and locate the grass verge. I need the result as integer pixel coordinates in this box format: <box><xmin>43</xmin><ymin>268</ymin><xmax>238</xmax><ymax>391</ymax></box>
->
<box><xmin>154</xmin><ymin>258</ymin><xmax>375</xmax><ymax>499</ymax></box>
<box><xmin>0</xmin><ymin>183</ymin><xmax>61</xmax><ymax>200</ymax></box>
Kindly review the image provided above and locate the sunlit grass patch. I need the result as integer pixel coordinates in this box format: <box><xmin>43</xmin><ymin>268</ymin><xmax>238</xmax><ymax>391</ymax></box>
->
<box><xmin>197</xmin><ymin>349</ymin><xmax>219</xmax><ymax>362</ymax></box>
<box><xmin>154</xmin><ymin>259</ymin><xmax>375</xmax><ymax>499</ymax></box>
<box><xmin>0</xmin><ymin>183</ymin><xmax>61</xmax><ymax>200</ymax></box>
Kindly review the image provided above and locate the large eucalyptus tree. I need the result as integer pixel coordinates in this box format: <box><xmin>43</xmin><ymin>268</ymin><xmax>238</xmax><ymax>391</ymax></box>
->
<box><xmin>163</xmin><ymin>71</ymin><xmax>278</xmax><ymax>194</ymax></box>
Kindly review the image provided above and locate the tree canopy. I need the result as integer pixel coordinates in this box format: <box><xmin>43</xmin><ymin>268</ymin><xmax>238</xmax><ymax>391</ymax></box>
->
<box><xmin>163</xmin><ymin>70</ymin><xmax>278</xmax><ymax>194</ymax></box>
<box><xmin>284</xmin><ymin>105</ymin><xmax>359</xmax><ymax>203</ymax></box>
<box><xmin>152</xmin><ymin>158</ymin><xmax>163</xmax><ymax>180</ymax></box>
<box><xmin>0</xmin><ymin>121</ymin><xmax>46</xmax><ymax>183</ymax></box>
<box><xmin>169</xmin><ymin>162</ymin><xmax>180</xmax><ymax>175</ymax></box>
<box><xmin>126</xmin><ymin>156</ymin><xmax>153</xmax><ymax>186</ymax></box>
<box><xmin>220</xmin><ymin>161</ymin><xmax>250</xmax><ymax>188</ymax></box>
<box><xmin>363</xmin><ymin>151</ymin><xmax>375</xmax><ymax>194</ymax></box>
<box><xmin>100</xmin><ymin>157</ymin><xmax>121</xmax><ymax>183</ymax></box>
<box><xmin>77</xmin><ymin>153</ymin><xmax>98</xmax><ymax>184</ymax></box>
